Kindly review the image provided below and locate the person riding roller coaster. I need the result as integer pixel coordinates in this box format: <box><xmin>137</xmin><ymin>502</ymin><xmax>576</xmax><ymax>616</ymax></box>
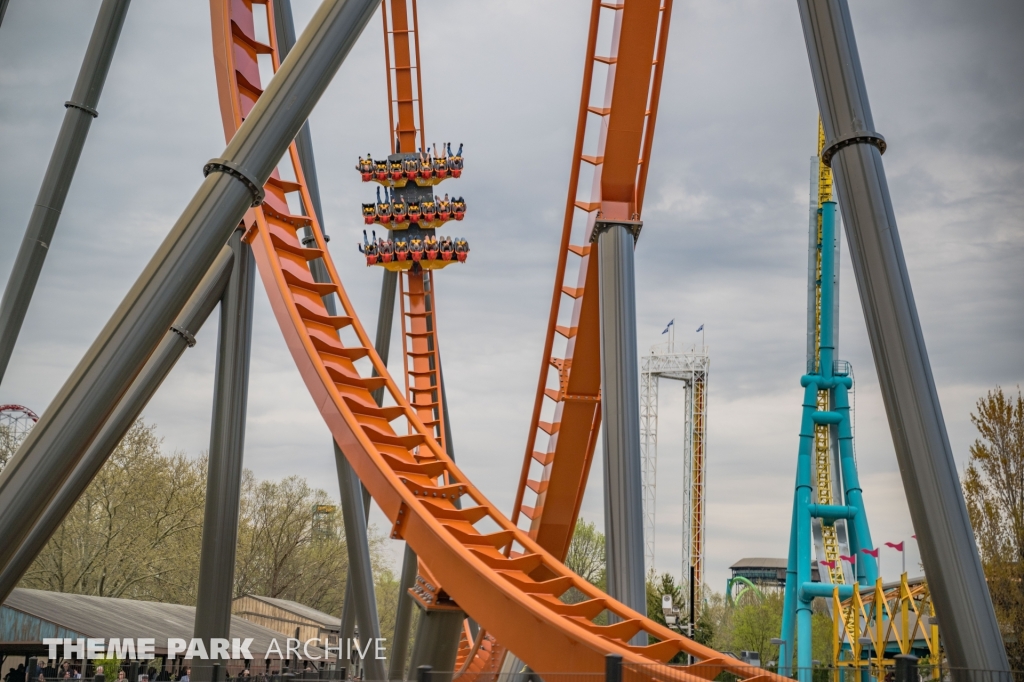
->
<box><xmin>395</xmin><ymin>239</ymin><xmax>409</xmax><ymax>261</ymax></box>
<box><xmin>447</xmin><ymin>143</ymin><xmax>463</xmax><ymax>177</ymax></box>
<box><xmin>377</xmin><ymin>237</ymin><xmax>394</xmax><ymax>263</ymax></box>
<box><xmin>452</xmin><ymin>196</ymin><xmax>466</xmax><ymax>220</ymax></box>
<box><xmin>389</xmin><ymin>159</ymin><xmax>403</xmax><ymax>181</ymax></box>
<box><xmin>432</xmin><ymin>143</ymin><xmax>448</xmax><ymax>179</ymax></box>
<box><xmin>421</xmin><ymin>197</ymin><xmax>436</xmax><ymax>222</ymax></box>
<box><xmin>424</xmin><ymin>234</ymin><xmax>439</xmax><ymax>260</ymax></box>
<box><xmin>358</xmin><ymin>230</ymin><xmax>379</xmax><ymax>265</ymax></box>
<box><xmin>455</xmin><ymin>238</ymin><xmax>469</xmax><ymax>262</ymax></box>
<box><xmin>375</xmin><ymin>187</ymin><xmax>392</xmax><ymax>224</ymax></box>
<box><xmin>357</xmin><ymin>154</ymin><xmax>373</xmax><ymax>180</ymax></box>
<box><xmin>392</xmin><ymin>195</ymin><xmax>407</xmax><ymax>223</ymax></box>
<box><xmin>362</xmin><ymin>202</ymin><xmax>376</xmax><ymax>225</ymax></box>
<box><xmin>373</xmin><ymin>158</ymin><xmax>388</xmax><ymax>181</ymax></box>
<box><xmin>439</xmin><ymin>236</ymin><xmax>454</xmax><ymax>261</ymax></box>
<box><xmin>418</xmin><ymin>149</ymin><xmax>434</xmax><ymax>180</ymax></box>
<box><xmin>436</xmin><ymin>193</ymin><xmax>451</xmax><ymax>220</ymax></box>
<box><xmin>407</xmin><ymin>200</ymin><xmax>422</xmax><ymax>224</ymax></box>
<box><xmin>409</xmin><ymin>238</ymin><xmax>424</xmax><ymax>262</ymax></box>
<box><xmin>403</xmin><ymin>157</ymin><xmax>419</xmax><ymax>178</ymax></box>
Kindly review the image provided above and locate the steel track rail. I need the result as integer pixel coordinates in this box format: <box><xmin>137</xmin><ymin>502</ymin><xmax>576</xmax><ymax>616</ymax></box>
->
<box><xmin>209</xmin><ymin>0</ymin><xmax>784</xmax><ymax>677</ymax></box>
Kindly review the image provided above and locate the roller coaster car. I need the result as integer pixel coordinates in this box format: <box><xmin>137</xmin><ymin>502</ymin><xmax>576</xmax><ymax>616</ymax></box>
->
<box><xmin>356</xmin><ymin>150</ymin><xmax>464</xmax><ymax>188</ymax></box>
<box><xmin>357</xmin><ymin>156</ymin><xmax>373</xmax><ymax>181</ymax></box>
<box><xmin>392</xmin><ymin>199</ymin><xmax>408</xmax><ymax>223</ymax></box>
<box><xmin>419</xmin><ymin>156</ymin><xmax>434</xmax><ymax>180</ymax></box>
<box><xmin>407</xmin><ymin>201</ymin><xmax>422</xmax><ymax>224</ymax></box>
<box><xmin>433</xmin><ymin>157</ymin><xmax>449</xmax><ymax>179</ymax></box>
<box><xmin>395</xmin><ymin>240</ymin><xmax>410</xmax><ymax>261</ymax></box>
<box><xmin>362</xmin><ymin>203</ymin><xmax>376</xmax><ymax>225</ymax></box>
<box><xmin>421</xmin><ymin>199</ymin><xmax>436</xmax><ymax>222</ymax></box>
<box><xmin>449</xmin><ymin>154</ymin><xmax>463</xmax><ymax>178</ymax></box>
<box><xmin>358</xmin><ymin>234</ymin><xmax>468</xmax><ymax>271</ymax></box>
<box><xmin>452</xmin><ymin>197</ymin><xmax>466</xmax><ymax>220</ymax></box>
<box><xmin>376</xmin><ymin>201</ymin><xmax>392</xmax><ymax>224</ymax></box>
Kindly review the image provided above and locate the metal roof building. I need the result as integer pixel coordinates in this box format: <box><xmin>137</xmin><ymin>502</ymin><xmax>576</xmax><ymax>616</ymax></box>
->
<box><xmin>231</xmin><ymin>595</ymin><xmax>340</xmax><ymax>645</ymax></box>
<box><xmin>1</xmin><ymin>588</ymin><xmax>305</xmax><ymax>659</ymax></box>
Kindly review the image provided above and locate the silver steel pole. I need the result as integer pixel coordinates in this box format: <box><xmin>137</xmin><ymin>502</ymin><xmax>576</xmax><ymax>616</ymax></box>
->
<box><xmin>268</xmin><ymin>7</ymin><xmax>391</xmax><ymax>654</ymax></box>
<box><xmin>594</xmin><ymin>220</ymin><xmax>647</xmax><ymax>644</ymax></box>
<box><xmin>193</xmin><ymin>229</ymin><xmax>256</xmax><ymax>682</ymax></box>
<box><xmin>796</xmin><ymin>0</ymin><xmax>1009</xmax><ymax>671</ymax></box>
<box><xmin>388</xmin><ymin>543</ymin><xmax>418</xmax><ymax>681</ymax></box>
<box><xmin>0</xmin><ymin>0</ymin><xmax>382</xmax><ymax>577</ymax></box>
<box><xmin>0</xmin><ymin>245</ymin><xmax>234</xmax><ymax>603</ymax></box>
<box><xmin>335</xmin><ymin>442</ymin><xmax>387</xmax><ymax>682</ymax></box>
<box><xmin>405</xmin><ymin>610</ymin><xmax>465</xmax><ymax>682</ymax></box>
<box><xmin>0</xmin><ymin>0</ymin><xmax>132</xmax><ymax>386</ymax></box>
<box><xmin>272</xmin><ymin>0</ymin><xmax>326</xmax><ymax>230</ymax></box>
<box><xmin>0</xmin><ymin>0</ymin><xmax>10</xmax><ymax>29</ymax></box>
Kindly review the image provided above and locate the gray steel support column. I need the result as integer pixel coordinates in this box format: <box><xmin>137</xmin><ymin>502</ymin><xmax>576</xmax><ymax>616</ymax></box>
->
<box><xmin>193</xmin><ymin>229</ymin><xmax>256</xmax><ymax>682</ymax></box>
<box><xmin>0</xmin><ymin>0</ymin><xmax>132</xmax><ymax>386</ymax></box>
<box><xmin>796</xmin><ymin>0</ymin><xmax>1008</xmax><ymax>671</ymax></box>
<box><xmin>0</xmin><ymin>246</ymin><xmax>233</xmax><ymax>603</ymax></box>
<box><xmin>402</xmin><ymin>366</ymin><xmax>466</xmax><ymax>679</ymax></box>
<box><xmin>388</xmin><ymin>543</ymin><xmax>419</xmax><ymax>681</ymax></box>
<box><xmin>272</xmin><ymin>0</ymin><xmax>325</xmax><ymax>230</ymax></box>
<box><xmin>269</xmin><ymin>7</ymin><xmax>397</xmax><ymax>657</ymax></box>
<box><xmin>339</xmin><ymin>482</ymin><xmax>372</xmax><ymax>641</ymax></box>
<box><xmin>335</xmin><ymin>443</ymin><xmax>387</xmax><ymax>682</ymax></box>
<box><xmin>340</xmin><ymin>269</ymin><xmax>398</xmax><ymax>642</ymax></box>
<box><xmin>594</xmin><ymin>220</ymin><xmax>647</xmax><ymax>642</ymax></box>
<box><xmin>0</xmin><ymin>0</ymin><xmax>382</xmax><ymax>579</ymax></box>
<box><xmin>0</xmin><ymin>0</ymin><xmax>10</xmax><ymax>30</ymax></box>
<box><xmin>405</xmin><ymin>610</ymin><xmax>464</xmax><ymax>682</ymax></box>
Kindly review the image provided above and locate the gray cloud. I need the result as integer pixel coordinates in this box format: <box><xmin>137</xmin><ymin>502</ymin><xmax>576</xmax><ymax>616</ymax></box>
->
<box><xmin>1</xmin><ymin>0</ymin><xmax>1021</xmax><ymax>595</ymax></box>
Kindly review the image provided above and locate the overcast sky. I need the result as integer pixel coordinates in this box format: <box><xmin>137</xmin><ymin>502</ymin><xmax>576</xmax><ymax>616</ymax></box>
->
<box><xmin>1</xmin><ymin>1</ymin><xmax>1022</xmax><ymax>598</ymax></box>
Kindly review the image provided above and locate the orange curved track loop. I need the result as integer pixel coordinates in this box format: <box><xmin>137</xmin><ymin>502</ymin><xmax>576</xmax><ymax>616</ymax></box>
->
<box><xmin>209</xmin><ymin>1</ymin><xmax>784</xmax><ymax>679</ymax></box>
<box><xmin>513</xmin><ymin>0</ymin><xmax>672</xmax><ymax>563</ymax></box>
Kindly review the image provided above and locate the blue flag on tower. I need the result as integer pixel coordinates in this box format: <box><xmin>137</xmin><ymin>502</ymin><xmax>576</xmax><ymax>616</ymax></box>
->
<box><xmin>662</xmin><ymin>319</ymin><xmax>674</xmax><ymax>334</ymax></box>
<box><xmin>696</xmin><ymin>324</ymin><xmax>704</xmax><ymax>333</ymax></box>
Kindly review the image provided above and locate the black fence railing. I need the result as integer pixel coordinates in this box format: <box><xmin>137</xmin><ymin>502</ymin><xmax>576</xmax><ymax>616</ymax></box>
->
<box><xmin>17</xmin><ymin>657</ymin><xmax>1024</xmax><ymax>682</ymax></box>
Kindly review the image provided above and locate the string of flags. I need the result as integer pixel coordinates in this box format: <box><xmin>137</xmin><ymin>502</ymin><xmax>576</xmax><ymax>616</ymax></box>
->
<box><xmin>660</xmin><ymin>320</ymin><xmax>705</xmax><ymax>334</ymax></box>
<box><xmin>821</xmin><ymin>539</ymin><xmax>911</xmax><ymax>578</ymax></box>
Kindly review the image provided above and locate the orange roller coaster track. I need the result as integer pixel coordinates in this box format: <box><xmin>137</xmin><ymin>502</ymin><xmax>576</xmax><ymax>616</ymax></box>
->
<box><xmin>209</xmin><ymin>0</ymin><xmax>783</xmax><ymax>677</ymax></box>
<box><xmin>513</xmin><ymin>0</ymin><xmax>672</xmax><ymax>563</ymax></box>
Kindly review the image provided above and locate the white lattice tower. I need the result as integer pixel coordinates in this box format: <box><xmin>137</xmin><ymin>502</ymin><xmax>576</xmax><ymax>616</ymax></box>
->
<box><xmin>639</xmin><ymin>339</ymin><xmax>710</xmax><ymax>596</ymax></box>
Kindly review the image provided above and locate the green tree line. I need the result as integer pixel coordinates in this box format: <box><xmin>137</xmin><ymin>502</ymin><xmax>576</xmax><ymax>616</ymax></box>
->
<box><xmin>0</xmin><ymin>419</ymin><xmax>398</xmax><ymax>632</ymax></box>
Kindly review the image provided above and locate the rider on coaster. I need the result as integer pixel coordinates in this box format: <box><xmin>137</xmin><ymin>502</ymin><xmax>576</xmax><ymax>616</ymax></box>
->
<box><xmin>452</xmin><ymin>196</ymin><xmax>466</xmax><ymax>220</ymax></box>
<box><xmin>375</xmin><ymin>187</ymin><xmax>392</xmax><ymax>224</ymax></box>
<box><xmin>418</xmin><ymin>148</ymin><xmax>434</xmax><ymax>180</ymax></box>
<box><xmin>357</xmin><ymin>154</ymin><xmax>373</xmax><ymax>179</ymax></box>
<box><xmin>437</xmin><ymin>193</ymin><xmax>451</xmax><ymax>220</ymax></box>
<box><xmin>391</xmin><ymin>191</ymin><xmax>407</xmax><ymax>223</ymax></box>
<box><xmin>421</xmin><ymin>197</ymin><xmax>436</xmax><ymax>222</ymax></box>
<box><xmin>395</xmin><ymin>239</ymin><xmax>409</xmax><ymax>261</ymax></box>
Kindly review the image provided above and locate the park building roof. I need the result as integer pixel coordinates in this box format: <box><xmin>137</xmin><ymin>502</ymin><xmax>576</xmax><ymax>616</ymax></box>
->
<box><xmin>231</xmin><ymin>595</ymin><xmax>340</xmax><ymax>644</ymax></box>
<box><xmin>1</xmin><ymin>587</ymin><xmax>312</xmax><ymax>659</ymax></box>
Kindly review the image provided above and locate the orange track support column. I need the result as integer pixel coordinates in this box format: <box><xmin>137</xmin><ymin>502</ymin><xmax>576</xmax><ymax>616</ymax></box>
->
<box><xmin>514</xmin><ymin>0</ymin><xmax>673</xmax><ymax>569</ymax></box>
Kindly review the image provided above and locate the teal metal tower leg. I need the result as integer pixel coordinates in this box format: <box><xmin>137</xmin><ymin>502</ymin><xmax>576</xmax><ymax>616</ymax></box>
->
<box><xmin>835</xmin><ymin>382</ymin><xmax>876</xmax><ymax>584</ymax></box>
<box><xmin>795</xmin><ymin>381</ymin><xmax>818</xmax><ymax>681</ymax></box>
<box><xmin>783</xmin><ymin>201</ymin><xmax>876</xmax><ymax>677</ymax></box>
<box><xmin>780</xmin><ymin>501</ymin><xmax>798</xmax><ymax>675</ymax></box>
